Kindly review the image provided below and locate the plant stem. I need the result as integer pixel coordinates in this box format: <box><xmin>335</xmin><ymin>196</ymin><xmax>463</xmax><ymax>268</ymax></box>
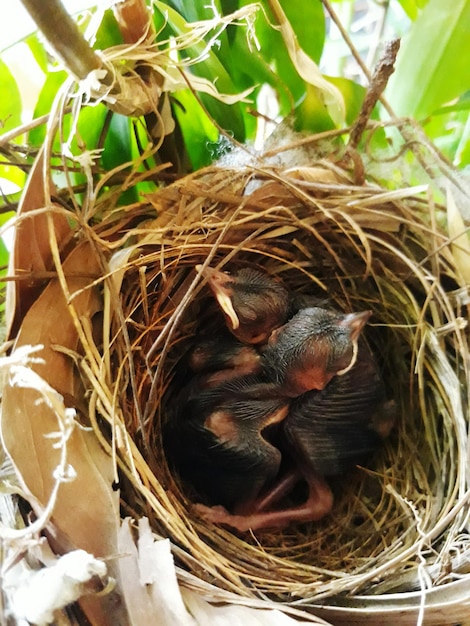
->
<box><xmin>19</xmin><ymin>0</ymin><xmax>102</xmax><ymax>80</ymax></box>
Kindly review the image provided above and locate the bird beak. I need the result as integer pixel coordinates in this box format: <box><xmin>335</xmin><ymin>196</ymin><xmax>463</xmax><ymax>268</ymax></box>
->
<box><xmin>336</xmin><ymin>310</ymin><xmax>372</xmax><ymax>376</ymax></box>
<box><xmin>340</xmin><ymin>310</ymin><xmax>372</xmax><ymax>341</ymax></box>
<box><xmin>196</xmin><ymin>265</ymin><xmax>240</xmax><ymax>330</ymax></box>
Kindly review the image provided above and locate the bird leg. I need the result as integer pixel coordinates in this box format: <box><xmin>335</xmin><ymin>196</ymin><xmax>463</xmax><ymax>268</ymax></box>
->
<box><xmin>249</xmin><ymin>469</ymin><xmax>301</xmax><ymax>513</ymax></box>
<box><xmin>193</xmin><ymin>471</ymin><xmax>333</xmax><ymax>532</ymax></box>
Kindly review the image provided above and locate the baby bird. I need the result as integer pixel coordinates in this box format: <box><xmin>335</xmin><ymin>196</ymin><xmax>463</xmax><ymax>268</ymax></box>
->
<box><xmin>283</xmin><ymin>340</ymin><xmax>391</xmax><ymax>479</ymax></box>
<box><xmin>165</xmin><ymin>374</ymin><xmax>290</xmax><ymax>519</ymax></box>
<box><xmin>188</xmin><ymin>332</ymin><xmax>261</xmax><ymax>387</ymax></box>
<box><xmin>196</xmin><ymin>265</ymin><xmax>290</xmax><ymax>344</ymax></box>
<box><xmin>262</xmin><ymin>307</ymin><xmax>371</xmax><ymax>397</ymax></box>
<box><xmin>202</xmin><ymin>339</ymin><xmax>393</xmax><ymax>532</ymax></box>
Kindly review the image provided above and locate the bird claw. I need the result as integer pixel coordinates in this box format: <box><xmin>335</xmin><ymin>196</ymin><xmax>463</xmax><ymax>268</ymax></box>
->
<box><xmin>192</xmin><ymin>503</ymin><xmax>231</xmax><ymax>524</ymax></box>
<box><xmin>192</xmin><ymin>502</ymin><xmax>284</xmax><ymax>532</ymax></box>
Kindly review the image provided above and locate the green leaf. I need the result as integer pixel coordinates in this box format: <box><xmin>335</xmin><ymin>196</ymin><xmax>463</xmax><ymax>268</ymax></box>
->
<box><xmin>172</xmin><ymin>89</ymin><xmax>219</xmax><ymax>169</ymax></box>
<box><xmin>243</xmin><ymin>0</ymin><xmax>326</xmax><ymax>99</ymax></box>
<box><xmin>102</xmin><ymin>113</ymin><xmax>138</xmax><ymax>205</ymax></box>
<box><xmin>75</xmin><ymin>104</ymin><xmax>109</xmax><ymax>153</ymax></box>
<box><xmin>0</xmin><ymin>59</ymin><xmax>22</xmax><ymax>134</ymax></box>
<box><xmin>386</xmin><ymin>0</ymin><xmax>470</xmax><ymax>119</ymax></box>
<box><xmin>327</xmin><ymin>76</ymin><xmax>365</xmax><ymax>125</ymax></box>
<box><xmin>279</xmin><ymin>0</ymin><xmax>325</xmax><ymax>64</ymax></box>
<box><xmin>0</xmin><ymin>237</ymin><xmax>9</xmax><ymax>276</ymax></box>
<box><xmin>154</xmin><ymin>1</ymin><xmax>247</xmax><ymax>140</ymax></box>
<box><xmin>93</xmin><ymin>9</ymin><xmax>124</xmax><ymax>50</ymax></box>
<box><xmin>25</xmin><ymin>33</ymin><xmax>49</xmax><ymax>73</ymax></box>
<box><xmin>29</xmin><ymin>70</ymin><xmax>68</xmax><ymax>147</ymax></box>
<box><xmin>0</xmin><ymin>166</ymin><xmax>26</xmax><ymax>197</ymax></box>
<box><xmin>394</xmin><ymin>0</ymin><xmax>423</xmax><ymax>20</ymax></box>
<box><xmin>293</xmin><ymin>76</ymin><xmax>363</xmax><ymax>133</ymax></box>
<box><xmin>294</xmin><ymin>83</ymin><xmax>335</xmax><ymax>133</ymax></box>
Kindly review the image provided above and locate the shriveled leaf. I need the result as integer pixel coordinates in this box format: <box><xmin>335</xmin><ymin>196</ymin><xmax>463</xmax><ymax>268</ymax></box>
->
<box><xmin>268</xmin><ymin>0</ymin><xmax>345</xmax><ymax>126</ymax></box>
<box><xmin>313</xmin><ymin>575</ymin><xmax>470</xmax><ymax>625</ymax></box>
<box><xmin>387</xmin><ymin>0</ymin><xmax>470</xmax><ymax>119</ymax></box>
<box><xmin>5</xmin><ymin>149</ymin><xmax>73</xmax><ymax>339</ymax></box>
<box><xmin>2</xmin><ymin>241</ymin><xmax>125</xmax><ymax>626</ymax></box>
<box><xmin>181</xmin><ymin>590</ymin><xmax>329</xmax><ymax>625</ymax></box>
<box><xmin>118</xmin><ymin>518</ymin><xmax>196</xmax><ymax>626</ymax></box>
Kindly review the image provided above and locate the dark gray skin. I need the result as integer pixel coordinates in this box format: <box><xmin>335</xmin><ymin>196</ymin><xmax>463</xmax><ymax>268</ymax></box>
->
<box><xmin>261</xmin><ymin>307</ymin><xmax>371</xmax><ymax>397</ymax></box>
<box><xmin>187</xmin><ymin>332</ymin><xmax>262</xmax><ymax>386</ymax></box>
<box><xmin>197</xmin><ymin>265</ymin><xmax>290</xmax><ymax>344</ymax></box>
<box><xmin>283</xmin><ymin>339</ymin><xmax>392</xmax><ymax>478</ymax></box>
<box><xmin>165</xmin><ymin>374</ymin><xmax>289</xmax><ymax>515</ymax></box>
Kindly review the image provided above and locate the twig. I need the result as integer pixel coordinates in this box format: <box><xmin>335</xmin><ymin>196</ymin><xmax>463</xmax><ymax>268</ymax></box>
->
<box><xmin>348</xmin><ymin>39</ymin><xmax>400</xmax><ymax>149</ymax></box>
<box><xmin>322</xmin><ymin>0</ymin><xmax>467</xmax><ymax>195</ymax></box>
<box><xmin>19</xmin><ymin>0</ymin><xmax>102</xmax><ymax>81</ymax></box>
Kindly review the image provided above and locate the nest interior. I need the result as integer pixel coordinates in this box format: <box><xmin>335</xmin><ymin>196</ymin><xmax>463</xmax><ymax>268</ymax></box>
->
<box><xmin>104</xmin><ymin>146</ymin><xmax>470</xmax><ymax>604</ymax></box>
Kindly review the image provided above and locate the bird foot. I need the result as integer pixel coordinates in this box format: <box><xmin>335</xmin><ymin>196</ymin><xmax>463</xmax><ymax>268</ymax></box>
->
<box><xmin>192</xmin><ymin>474</ymin><xmax>334</xmax><ymax>533</ymax></box>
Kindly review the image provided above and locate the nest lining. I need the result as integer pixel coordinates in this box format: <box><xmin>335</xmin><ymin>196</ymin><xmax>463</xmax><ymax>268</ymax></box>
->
<box><xmin>95</xmin><ymin>151</ymin><xmax>469</xmax><ymax>602</ymax></box>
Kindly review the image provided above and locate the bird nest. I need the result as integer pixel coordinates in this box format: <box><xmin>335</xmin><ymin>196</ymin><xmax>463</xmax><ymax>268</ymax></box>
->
<box><xmin>3</xmin><ymin>124</ymin><xmax>470</xmax><ymax>622</ymax></box>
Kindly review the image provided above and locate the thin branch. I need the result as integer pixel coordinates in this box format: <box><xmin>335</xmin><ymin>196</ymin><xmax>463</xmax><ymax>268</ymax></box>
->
<box><xmin>322</xmin><ymin>0</ymin><xmax>467</xmax><ymax>194</ymax></box>
<box><xmin>349</xmin><ymin>39</ymin><xmax>401</xmax><ymax>149</ymax></box>
<box><xmin>19</xmin><ymin>0</ymin><xmax>102</xmax><ymax>81</ymax></box>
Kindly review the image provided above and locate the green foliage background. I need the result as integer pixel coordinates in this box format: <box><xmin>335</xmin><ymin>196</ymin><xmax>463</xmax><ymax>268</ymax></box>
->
<box><xmin>0</xmin><ymin>0</ymin><xmax>469</xmax><ymax>282</ymax></box>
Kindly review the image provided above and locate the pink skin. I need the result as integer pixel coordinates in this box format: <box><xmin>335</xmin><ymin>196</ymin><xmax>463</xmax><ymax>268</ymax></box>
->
<box><xmin>193</xmin><ymin>470</ymin><xmax>333</xmax><ymax>532</ymax></box>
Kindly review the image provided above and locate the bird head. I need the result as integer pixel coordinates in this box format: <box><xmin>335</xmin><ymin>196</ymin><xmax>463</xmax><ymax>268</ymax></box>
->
<box><xmin>197</xmin><ymin>265</ymin><xmax>290</xmax><ymax>344</ymax></box>
<box><xmin>264</xmin><ymin>307</ymin><xmax>372</xmax><ymax>396</ymax></box>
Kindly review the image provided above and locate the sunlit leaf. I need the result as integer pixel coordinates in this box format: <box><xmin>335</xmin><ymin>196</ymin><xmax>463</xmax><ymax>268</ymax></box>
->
<box><xmin>0</xmin><ymin>236</ymin><xmax>9</xmax><ymax>272</ymax></box>
<box><xmin>294</xmin><ymin>73</ymin><xmax>364</xmax><ymax>132</ymax></box>
<box><xmin>395</xmin><ymin>0</ymin><xmax>418</xmax><ymax>20</ymax></box>
<box><xmin>93</xmin><ymin>8</ymin><xmax>124</xmax><ymax>49</ymax></box>
<box><xmin>0</xmin><ymin>166</ymin><xmax>26</xmax><ymax>196</ymax></box>
<box><xmin>25</xmin><ymin>33</ymin><xmax>49</xmax><ymax>73</ymax></box>
<box><xmin>386</xmin><ymin>0</ymin><xmax>470</xmax><ymax>119</ymax></box>
<box><xmin>328</xmin><ymin>76</ymin><xmax>365</xmax><ymax>125</ymax></box>
<box><xmin>294</xmin><ymin>83</ymin><xmax>335</xmax><ymax>132</ymax></box>
<box><xmin>29</xmin><ymin>70</ymin><xmax>68</xmax><ymax>147</ymax></box>
<box><xmin>0</xmin><ymin>59</ymin><xmax>22</xmax><ymax>134</ymax></box>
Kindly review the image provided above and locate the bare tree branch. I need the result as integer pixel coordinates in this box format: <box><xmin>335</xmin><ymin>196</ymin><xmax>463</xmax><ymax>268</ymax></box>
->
<box><xmin>20</xmin><ymin>0</ymin><xmax>102</xmax><ymax>80</ymax></box>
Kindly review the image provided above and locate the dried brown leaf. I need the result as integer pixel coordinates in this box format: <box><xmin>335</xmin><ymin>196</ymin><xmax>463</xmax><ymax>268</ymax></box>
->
<box><xmin>2</xmin><ymin>241</ymin><xmax>126</xmax><ymax>625</ymax></box>
<box><xmin>5</xmin><ymin>148</ymin><xmax>73</xmax><ymax>339</ymax></box>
